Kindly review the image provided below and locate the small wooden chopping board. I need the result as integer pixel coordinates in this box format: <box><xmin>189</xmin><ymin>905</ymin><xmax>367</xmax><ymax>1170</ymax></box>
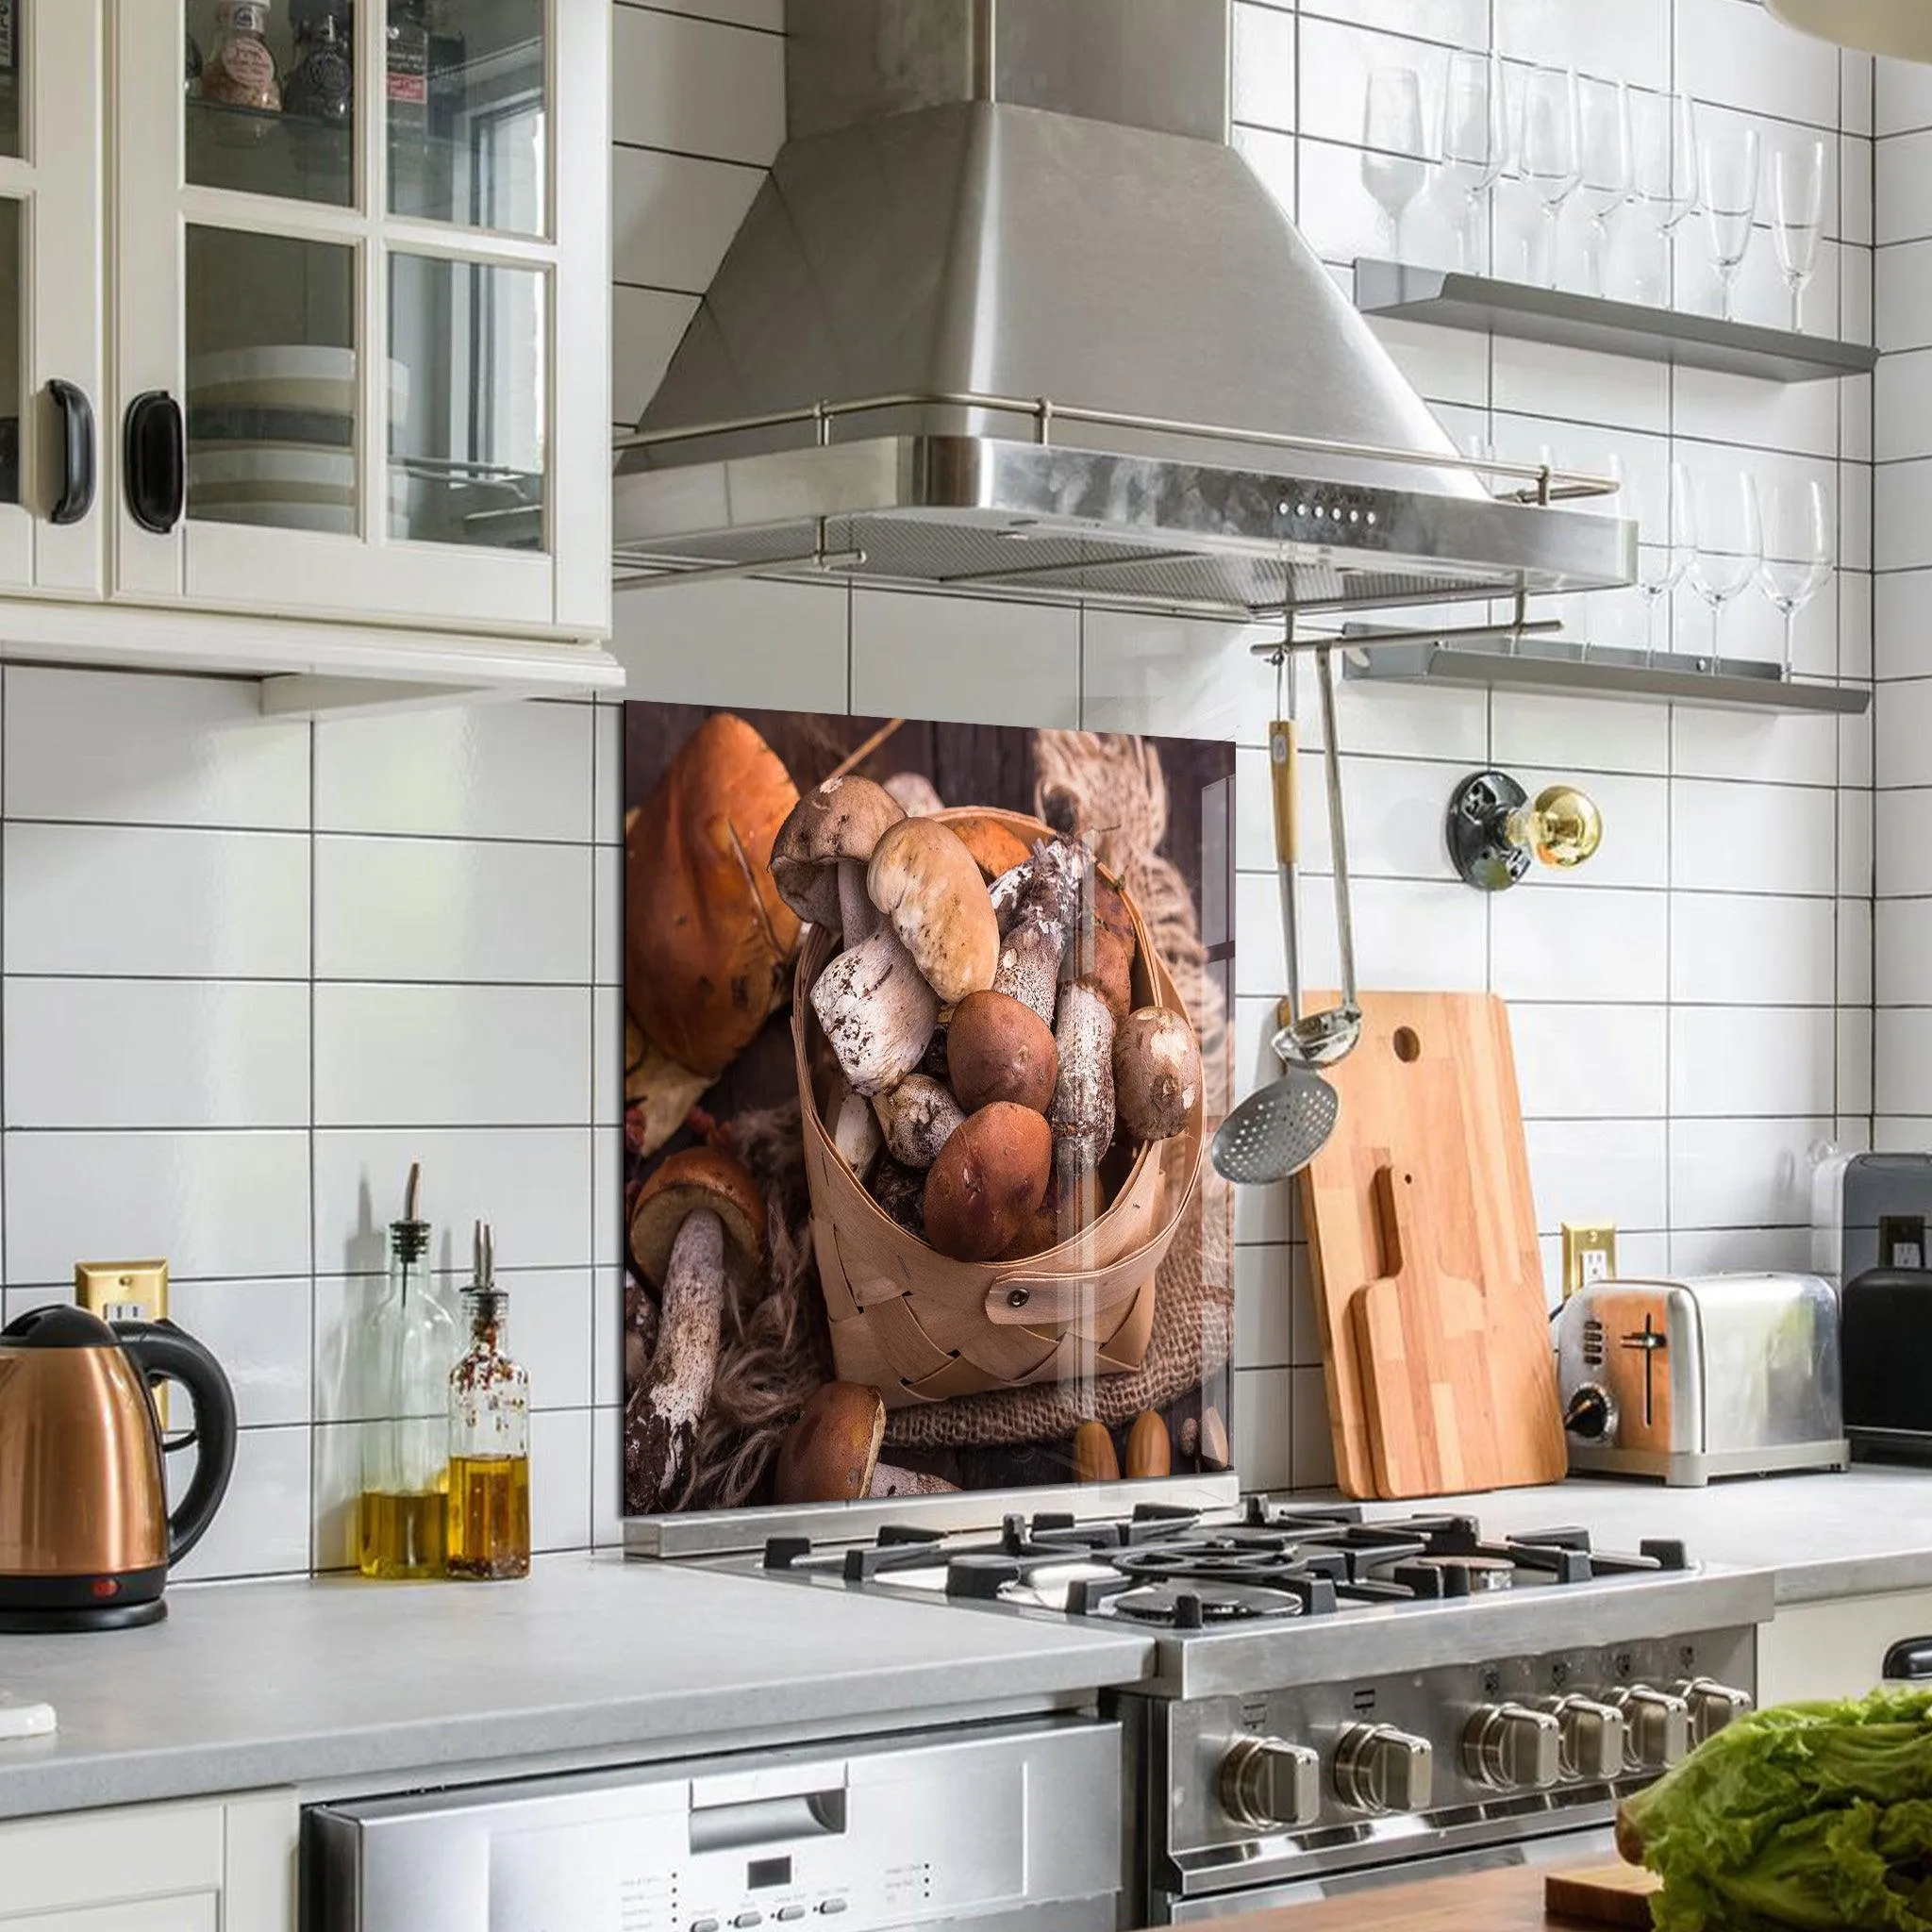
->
<box><xmin>1300</xmin><ymin>991</ymin><xmax>1567</xmax><ymax>1498</ymax></box>
<box><xmin>1351</xmin><ymin>1161</ymin><xmax>1504</xmax><ymax>1496</ymax></box>
<box><xmin>1543</xmin><ymin>1866</ymin><xmax>1661</xmax><ymax>1927</ymax></box>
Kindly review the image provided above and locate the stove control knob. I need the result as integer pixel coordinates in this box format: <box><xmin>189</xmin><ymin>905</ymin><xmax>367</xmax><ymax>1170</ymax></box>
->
<box><xmin>1607</xmin><ymin>1687</ymin><xmax>1691</xmax><ymax>1771</ymax></box>
<box><xmin>1220</xmin><ymin>1735</ymin><xmax>1321</xmax><ymax>1831</ymax></box>
<box><xmin>1540</xmin><ymin>1694</ymin><xmax>1627</xmax><ymax>1782</ymax></box>
<box><xmin>1335</xmin><ymin>1724</ymin><xmax>1434</xmax><ymax>1814</ymax></box>
<box><xmin>1675</xmin><ymin>1677</ymin><xmax>1753</xmax><ymax>1743</ymax></box>
<box><xmin>1463</xmin><ymin>1703</ymin><xmax>1560</xmax><ymax>1791</ymax></box>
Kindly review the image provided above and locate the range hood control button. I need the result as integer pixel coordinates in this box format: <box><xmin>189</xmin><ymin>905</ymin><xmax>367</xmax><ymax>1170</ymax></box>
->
<box><xmin>1463</xmin><ymin>1703</ymin><xmax>1561</xmax><ymax>1790</ymax></box>
<box><xmin>1219</xmin><ymin>1734</ymin><xmax>1321</xmax><ymax>1830</ymax></box>
<box><xmin>1675</xmin><ymin>1676</ymin><xmax>1753</xmax><ymax>1742</ymax></box>
<box><xmin>1607</xmin><ymin>1687</ymin><xmax>1691</xmax><ymax>1770</ymax></box>
<box><xmin>1540</xmin><ymin>1694</ymin><xmax>1627</xmax><ymax>1781</ymax></box>
<box><xmin>1335</xmin><ymin>1724</ymin><xmax>1433</xmax><ymax>1813</ymax></box>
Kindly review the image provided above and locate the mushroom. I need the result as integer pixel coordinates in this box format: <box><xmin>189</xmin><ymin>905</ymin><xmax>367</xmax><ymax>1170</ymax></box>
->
<box><xmin>869</xmin><ymin>1158</ymin><xmax>928</xmax><ymax>1236</ymax></box>
<box><xmin>882</xmin><ymin>772</ymin><xmax>944</xmax><ymax>817</ymax></box>
<box><xmin>1050</xmin><ymin>977</ymin><xmax>1117</xmax><ymax>1178</ymax></box>
<box><xmin>1113</xmin><ymin>1008</ymin><xmax>1202</xmax><ymax>1142</ymax></box>
<box><xmin>872</xmin><ymin>1073</ymin><xmax>966</xmax><ymax>1169</ymax></box>
<box><xmin>1200</xmin><ymin>1406</ymin><xmax>1231</xmax><ymax>1471</ymax></box>
<box><xmin>867</xmin><ymin>818</ymin><xmax>1000</xmax><ymax>1005</ymax></box>
<box><xmin>625</xmin><ymin>1147</ymin><xmax>765</xmax><ymax>1516</ymax></box>
<box><xmin>810</xmin><ymin>926</ymin><xmax>940</xmax><ymax>1096</ymax></box>
<box><xmin>1125</xmin><ymin>1411</ymin><xmax>1173</xmax><ymax>1479</ymax></box>
<box><xmin>999</xmin><ymin>1170</ymin><xmax>1066</xmax><ymax>1260</ymax></box>
<box><xmin>993</xmin><ymin>839</ymin><xmax>1091</xmax><ymax>1023</ymax></box>
<box><xmin>923</xmin><ymin>1102</ymin><xmax>1054</xmax><ymax>1262</ymax></box>
<box><xmin>827</xmin><ymin>1078</ymin><xmax>883</xmax><ymax>1182</ymax></box>
<box><xmin>769</xmin><ymin>775</ymin><xmax>905</xmax><ymax>944</ymax></box>
<box><xmin>772</xmin><ymin>1382</ymin><xmax>958</xmax><ymax>1502</ymax></box>
<box><xmin>946</xmin><ymin>813</ymin><xmax>1035</xmax><ymax>884</ymax></box>
<box><xmin>1061</xmin><ymin>872</ymin><xmax>1136</xmax><ymax>1024</ymax></box>
<box><xmin>947</xmin><ymin>990</ymin><xmax>1059</xmax><ymax>1115</ymax></box>
<box><xmin>1072</xmin><ymin>1420</ymin><xmax>1120</xmax><ymax>1483</ymax></box>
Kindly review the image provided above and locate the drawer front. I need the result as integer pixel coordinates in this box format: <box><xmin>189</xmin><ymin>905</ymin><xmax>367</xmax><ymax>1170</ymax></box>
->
<box><xmin>0</xmin><ymin>1804</ymin><xmax>222</xmax><ymax>1918</ymax></box>
<box><xmin>1757</xmin><ymin>1588</ymin><xmax>1932</xmax><ymax>1704</ymax></box>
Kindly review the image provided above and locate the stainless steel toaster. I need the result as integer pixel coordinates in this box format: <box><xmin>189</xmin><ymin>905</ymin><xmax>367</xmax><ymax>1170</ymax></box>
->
<box><xmin>1554</xmin><ymin>1274</ymin><xmax>1848</xmax><ymax>1487</ymax></box>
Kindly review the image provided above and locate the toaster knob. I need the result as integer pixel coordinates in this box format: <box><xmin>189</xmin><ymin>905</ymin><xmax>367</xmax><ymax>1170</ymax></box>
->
<box><xmin>1463</xmin><ymin>1703</ymin><xmax>1560</xmax><ymax>1791</ymax></box>
<box><xmin>1607</xmin><ymin>1687</ymin><xmax>1690</xmax><ymax>1771</ymax></box>
<box><xmin>1335</xmin><ymin>1724</ymin><xmax>1433</xmax><ymax>1814</ymax></box>
<box><xmin>1219</xmin><ymin>1735</ymin><xmax>1322</xmax><ymax>1831</ymax></box>
<box><xmin>1562</xmin><ymin>1384</ymin><xmax>1615</xmax><ymax>1441</ymax></box>
<box><xmin>1675</xmin><ymin>1677</ymin><xmax>1752</xmax><ymax>1743</ymax></box>
<box><xmin>1540</xmin><ymin>1694</ymin><xmax>1627</xmax><ymax>1781</ymax></box>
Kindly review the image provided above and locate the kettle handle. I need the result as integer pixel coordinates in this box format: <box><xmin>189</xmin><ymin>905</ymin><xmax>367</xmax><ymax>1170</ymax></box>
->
<box><xmin>115</xmin><ymin>1320</ymin><xmax>238</xmax><ymax>1567</ymax></box>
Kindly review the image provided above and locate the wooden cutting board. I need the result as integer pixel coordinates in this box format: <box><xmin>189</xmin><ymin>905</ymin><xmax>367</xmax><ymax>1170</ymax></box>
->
<box><xmin>1543</xmin><ymin>1866</ymin><xmax>1661</xmax><ymax>1927</ymax></box>
<box><xmin>1350</xmin><ymin>1162</ymin><xmax>1504</xmax><ymax>1496</ymax></box>
<box><xmin>1300</xmin><ymin>991</ymin><xmax>1567</xmax><ymax>1498</ymax></box>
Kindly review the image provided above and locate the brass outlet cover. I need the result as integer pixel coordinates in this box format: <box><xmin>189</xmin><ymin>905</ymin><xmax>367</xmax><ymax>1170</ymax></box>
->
<box><xmin>75</xmin><ymin>1260</ymin><xmax>171</xmax><ymax>1425</ymax></box>
<box><xmin>1560</xmin><ymin>1224</ymin><xmax>1617</xmax><ymax>1302</ymax></box>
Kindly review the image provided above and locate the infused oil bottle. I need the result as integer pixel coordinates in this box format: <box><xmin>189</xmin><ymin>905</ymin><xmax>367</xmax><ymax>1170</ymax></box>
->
<box><xmin>446</xmin><ymin>1224</ymin><xmax>531</xmax><ymax>1580</ymax></box>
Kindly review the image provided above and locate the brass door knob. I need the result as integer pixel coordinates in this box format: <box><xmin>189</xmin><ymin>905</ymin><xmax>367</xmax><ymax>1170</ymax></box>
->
<box><xmin>1447</xmin><ymin>770</ymin><xmax>1603</xmax><ymax>891</ymax></box>
<box><xmin>1511</xmin><ymin>785</ymin><xmax>1603</xmax><ymax>869</ymax></box>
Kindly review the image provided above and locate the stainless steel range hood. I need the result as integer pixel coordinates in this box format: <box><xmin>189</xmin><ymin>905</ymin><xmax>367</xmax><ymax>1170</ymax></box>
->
<box><xmin>612</xmin><ymin>0</ymin><xmax>1633</xmax><ymax>621</ymax></box>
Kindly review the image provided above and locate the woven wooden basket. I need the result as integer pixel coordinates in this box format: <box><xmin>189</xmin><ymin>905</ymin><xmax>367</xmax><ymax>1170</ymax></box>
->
<box><xmin>791</xmin><ymin>808</ymin><xmax>1204</xmax><ymax>1410</ymax></box>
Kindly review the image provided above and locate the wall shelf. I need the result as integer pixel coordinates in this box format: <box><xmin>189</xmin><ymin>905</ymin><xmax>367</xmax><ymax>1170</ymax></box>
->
<box><xmin>1354</xmin><ymin>260</ymin><xmax>1878</xmax><ymax>384</ymax></box>
<box><xmin>1343</xmin><ymin>636</ymin><xmax>1871</xmax><ymax>715</ymax></box>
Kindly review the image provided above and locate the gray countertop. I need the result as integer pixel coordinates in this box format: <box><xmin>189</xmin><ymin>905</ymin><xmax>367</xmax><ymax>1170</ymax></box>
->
<box><xmin>0</xmin><ymin>1553</ymin><xmax>1152</xmax><ymax>1823</ymax></box>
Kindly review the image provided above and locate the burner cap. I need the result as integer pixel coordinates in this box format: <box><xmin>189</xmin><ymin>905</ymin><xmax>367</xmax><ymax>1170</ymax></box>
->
<box><xmin>1410</xmin><ymin>1555</ymin><xmax>1516</xmax><ymax>1595</ymax></box>
<box><xmin>1110</xmin><ymin>1581</ymin><xmax>1307</xmax><ymax>1625</ymax></box>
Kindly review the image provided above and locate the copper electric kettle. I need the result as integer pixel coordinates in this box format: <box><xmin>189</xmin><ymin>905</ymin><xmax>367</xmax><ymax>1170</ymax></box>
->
<box><xmin>0</xmin><ymin>1306</ymin><xmax>237</xmax><ymax>1631</ymax></box>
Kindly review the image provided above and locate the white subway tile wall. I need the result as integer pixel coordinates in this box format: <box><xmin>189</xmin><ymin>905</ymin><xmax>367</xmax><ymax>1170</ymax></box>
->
<box><xmin>0</xmin><ymin>2</ymin><xmax>1874</xmax><ymax>1580</ymax></box>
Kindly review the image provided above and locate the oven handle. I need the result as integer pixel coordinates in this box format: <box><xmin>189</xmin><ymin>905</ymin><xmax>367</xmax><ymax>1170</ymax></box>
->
<box><xmin>690</xmin><ymin>1765</ymin><xmax>850</xmax><ymax>1856</ymax></box>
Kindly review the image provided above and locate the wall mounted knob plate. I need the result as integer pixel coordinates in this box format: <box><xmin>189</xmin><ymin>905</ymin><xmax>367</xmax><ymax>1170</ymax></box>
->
<box><xmin>1446</xmin><ymin>769</ymin><xmax>1604</xmax><ymax>891</ymax></box>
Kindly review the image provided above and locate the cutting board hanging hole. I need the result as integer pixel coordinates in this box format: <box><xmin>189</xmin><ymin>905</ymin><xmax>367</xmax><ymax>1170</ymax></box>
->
<box><xmin>1392</xmin><ymin>1026</ymin><xmax>1422</xmax><ymax>1062</ymax></box>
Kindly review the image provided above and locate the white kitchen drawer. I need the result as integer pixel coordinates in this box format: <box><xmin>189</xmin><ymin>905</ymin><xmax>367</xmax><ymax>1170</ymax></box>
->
<box><xmin>1757</xmin><ymin>1587</ymin><xmax>1932</xmax><ymax>1704</ymax></box>
<box><xmin>0</xmin><ymin>1803</ymin><xmax>222</xmax><ymax>1917</ymax></box>
<box><xmin>0</xmin><ymin>1900</ymin><xmax>218</xmax><ymax>1932</ymax></box>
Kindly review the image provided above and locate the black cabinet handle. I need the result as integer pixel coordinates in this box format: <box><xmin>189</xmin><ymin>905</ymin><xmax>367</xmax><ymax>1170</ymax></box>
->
<box><xmin>47</xmin><ymin>380</ymin><xmax>94</xmax><ymax>526</ymax></box>
<box><xmin>1884</xmin><ymin>1638</ymin><xmax>1932</xmax><ymax>1681</ymax></box>
<box><xmin>124</xmin><ymin>390</ymin><xmax>184</xmax><ymax>535</ymax></box>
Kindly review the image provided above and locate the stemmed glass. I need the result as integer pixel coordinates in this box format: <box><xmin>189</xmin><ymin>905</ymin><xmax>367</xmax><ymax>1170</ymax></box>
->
<box><xmin>1440</xmin><ymin>50</ymin><xmax>1507</xmax><ymax>271</ymax></box>
<box><xmin>1759</xmin><ymin>477</ymin><xmax>1832</xmax><ymax>676</ymax></box>
<box><xmin>1362</xmin><ymin>67</ymin><xmax>1427</xmax><ymax>260</ymax></box>
<box><xmin>1631</xmin><ymin>89</ymin><xmax>1699</xmax><ymax>305</ymax></box>
<box><xmin>1701</xmin><ymin>123</ymin><xmax>1761</xmax><ymax>322</ymax></box>
<box><xmin>1576</xmin><ymin>77</ymin><xmax>1633</xmax><ymax>297</ymax></box>
<box><xmin>1690</xmin><ymin>471</ymin><xmax>1763</xmax><ymax>663</ymax></box>
<box><xmin>1634</xmin><ymin>458</ymin><xmax>1697</xmax><ymax>664</ymax></box>
<box><xmin>1772</xmin><ymin>138</ymin><xmax>1827</xmax><ymax>330</ymax></box>
<box><xmin>1521</xmin><ymin>65</ymin><xmax>1582</xmax><ymax>289</ymax></box>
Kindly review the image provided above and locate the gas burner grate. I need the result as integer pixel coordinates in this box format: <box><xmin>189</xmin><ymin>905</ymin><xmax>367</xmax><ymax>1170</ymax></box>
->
<box><xmin>1109</xmin><ymin>1581</ymin><xmax>1313</xmax><ymax>1626</ymax></box>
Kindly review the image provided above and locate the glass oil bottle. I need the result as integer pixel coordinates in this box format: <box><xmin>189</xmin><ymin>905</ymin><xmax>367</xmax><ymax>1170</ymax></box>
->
<box><xmin>358</xmin><ymin>1163</ymin><xmax>456</xmax><ymax>1579</ymax></box>
<box><xmin>446</xmin><ymin>1224</ymin><xmax>531</xmax><ymax>1581</ymax></box>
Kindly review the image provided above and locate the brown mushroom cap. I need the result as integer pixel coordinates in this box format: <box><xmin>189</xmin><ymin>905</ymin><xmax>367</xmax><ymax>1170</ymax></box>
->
<box><xmin>628</xmin><ymin>1145</ymin><xmax>765</xmax><ymax>1288</ymax></box>
<box><xmin>948</xmin><ymin>989</ymin><xmax>1060</xmax><ymax>1114</ymax></box>
<box><xmin>868</xmin><ymin>817</ymin><xmax>1000</xmax><ymax>1004</ymax></box>
<box><xmin>946</xmin><ymin>814</ymin><xmax>1035</xmax><ymax>883</ymax></box>
<box><xmin>924</xmin><ymin>1102</ymin><xmax>1054</xmax><ymax>1262</ymax></box>
<box><xmin>883</xmin><ymin>772</ymin><xmax>943</xmax><ymax>817</ymax></box>
<box><xmin>772</xmin><ymin>1381</ymin><xmax>886</xmax><ymax>1504</ymax></box>
<box><xmin>769</xmin><ymin>776</ymin><xmax>906</xmax><ymax>927</ymax></box>
<box><xmin>1113</xmin><ymin>1007</ymin><xmax>1202</xmax><ymax>1142</ymax></box>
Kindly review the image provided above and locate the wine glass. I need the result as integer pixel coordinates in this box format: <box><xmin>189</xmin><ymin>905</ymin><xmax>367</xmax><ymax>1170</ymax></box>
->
<box><xmin>1521</xmin><ymin>65</ymin><xmax>1582</xmax><ymax>289</ymax></box>
<box><xmin>1633</xmin><ymin>458</ymin><xmax>1697</xmax><ymax>664</ymax></box>
<box><xmin>1772</xmin><ymin>137</ymin><xmax>1826</xmax><ymax>331</ymax></box>
<box><xmin>1690</xmin><ymin>471</ymin><xmax>1763</xmax><ymax>663</ymax></box>
<box><xmin>1440</xmin><ymin>50</ymin><xmax>1507</xmax><ymax>271</ymax></box>
<box><xmin>1631</xmin><ymin>88</ymin><xmax>1698</xmax><ymax>303</ymax></box>
<box><xmin>1576</xmin><ymin>77</ymin><xmax>1633</xmax><ymax>297</ymax></box>
<box><xmin>1759</xmin><ymin>477</ymin><xmax>1832</xmax><ymax>676</ymax></box>
<box><xmin>1361</xmin><ymin>67</ymin><xmax>1427</xmax><ymax>259</ymax></box>
<box><xmin>1701</xmin><ymin>123</ymin><xmax>1761</xmax><ymax>322</ymax></box>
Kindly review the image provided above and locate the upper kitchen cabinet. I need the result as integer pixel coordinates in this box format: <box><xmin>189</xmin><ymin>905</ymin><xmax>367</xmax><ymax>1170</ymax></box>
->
<box><xmin>110</xmin><ymin>0</ymin><xmax>609</xmax><ymax>647</ymax></box>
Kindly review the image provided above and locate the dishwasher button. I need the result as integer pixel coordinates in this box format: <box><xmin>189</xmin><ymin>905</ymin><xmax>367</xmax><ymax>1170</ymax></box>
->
<box><xmin>734</xmin><ymin>1916</ymin><xmax>762</xmax><ymax>1929</ymax></box>
<box><xmin>777</xmin><ymin>1910</ymin><xmax>807</xmax><ymax>1924</ymax></box>
<box><xmin>819</xmin><ymin>1905</ymin><xmax>849</xmax><ymax>1918</ymax></box>
<box><xmin>691</xmin><ymin>1922</ymin><xmax>721</xmax><ymax>1932</ymax></box>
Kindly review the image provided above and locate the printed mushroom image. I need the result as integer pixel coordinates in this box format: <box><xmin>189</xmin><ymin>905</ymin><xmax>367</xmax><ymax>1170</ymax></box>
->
<box><xmin>924</xmin><ymin>1102</ymin><xmax>1055</xmax><ymax>1262</ymax></box>
<box><xmin>867</xmin><ymin>817</ymin><xmax>1000</xmax><ymax>1005</ymax></box>
<box><xmin>1050</xmin><ymin>977</ymin><xmax>1117</xmax><ymax>1176</ymax></box>
<box><xmin>626</xmin><ymin>713</ymin><xmax>801</xmax><ymax>1158</ymax></box>
<box><xmin>1072</xmin><ymin>1419</ymin><xmax>1120</xmax><ymax>1483</ymax></box>
<box><xmin>772</xmin><ymin>1382</ymin><xmax>958</xmax><ymax>1502</ymax></box>
<box><xmin>811</xmin><ymin>926</ymin><xmax>940</xmax><ymax>1096</ymax></box>
<box><xmin>882</xmin><ymin>772</ymin><xmax>943</xmax><ymax>817</ymax></box>
<box><xmin>1113</xmin><ymin>1007</ymin><xmax>1202</xmax><ymax>1142</ymax></box>
<box><xmin>769</xmin><ymin>774</ymin><xmax>905</xmax><ymax>944</ymax></box>
<box><xmin>947</xmin><ymin>989</ymin><xmax>1059</xmax><ymax>1115</ymax></box>
<box><xmin>946</xmin><ymin>812</ymin><xmax>1035</xmax><ymax>883</ymax></box>
<box><xmin>872</xmin><ymin>1073</ymin><xmax>966</xmax><ymax>1169</ymax></box>
<box><xmin>994</xmin><ymin>838</ymin><xmax>1091</xmax><ymax>1023</ymax></box>
<box><xmin>826</xmin><ymin>1077</ymin><xmax>884</xmax><ymax>1183</ymax></box>
<box><xmin>625</xmin><ymin>1146</ymin><xmax>766</xmax><ymax>1516</ymax></box>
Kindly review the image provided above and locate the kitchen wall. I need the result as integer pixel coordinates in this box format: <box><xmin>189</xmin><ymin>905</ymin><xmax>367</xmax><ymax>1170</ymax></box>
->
<box><xmin>0</xmin><ymin>0</ymin><xmax>1875</xmax><ymax>1584</ymax></box>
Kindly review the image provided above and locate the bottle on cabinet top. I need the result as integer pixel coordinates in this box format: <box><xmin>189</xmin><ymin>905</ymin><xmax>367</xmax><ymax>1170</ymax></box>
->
<box><xmin>447</xmin><ymin>1223</ymin><xmax>531</xmax><ymax>1582</ymax></box>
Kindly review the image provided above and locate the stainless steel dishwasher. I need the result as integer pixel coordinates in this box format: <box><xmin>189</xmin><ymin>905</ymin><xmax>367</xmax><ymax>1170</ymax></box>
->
<box><xmin>304</xmin><ymin>1714</ymin><xmax>1123</xmax><ymax>1931</ymax></box>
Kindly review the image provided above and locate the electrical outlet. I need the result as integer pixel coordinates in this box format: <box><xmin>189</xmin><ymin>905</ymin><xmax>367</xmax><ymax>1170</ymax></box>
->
<box><xmin>76</xmin><ymin>1260</ymin><xmax>169</xmax><ymax>1424</ymax></box>
<box><xmin>1561</xmin><ymin>1224</ymin><xmax>1617</xmax><ymax>1301</ymax></box>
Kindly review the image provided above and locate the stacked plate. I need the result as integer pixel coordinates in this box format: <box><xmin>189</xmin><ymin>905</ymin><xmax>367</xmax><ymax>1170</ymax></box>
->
<box><xmin>186</xmin><ymin>347</ymin><xmax>411</xmax><ymax>535</ymax></box>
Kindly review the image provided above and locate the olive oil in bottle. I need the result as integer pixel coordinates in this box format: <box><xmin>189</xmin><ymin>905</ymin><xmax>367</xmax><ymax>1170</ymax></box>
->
<box><xmin>446</xmin><ymin>1224</ymin><xmax>531</xmax><ymax>1581</ymax></box>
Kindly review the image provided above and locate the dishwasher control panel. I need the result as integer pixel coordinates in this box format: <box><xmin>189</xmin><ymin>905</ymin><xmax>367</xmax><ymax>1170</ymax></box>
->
<box><xmin>305</xmin><ymin>1716</ymin><xmax>1121</xmax><ymax>1932</ymax></box>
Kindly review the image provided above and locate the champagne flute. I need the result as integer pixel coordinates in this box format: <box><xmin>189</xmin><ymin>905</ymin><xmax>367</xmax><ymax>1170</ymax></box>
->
<box><xmin>1701</xmin><ymin>123</ymin><xmax>1761</xmax><ymax>322</ymax></box>
<box><xmin>1440</xmin><ymin>50</ymin><xmax>1507</xmax><ymax>271</ymax></box>
<box><xmin>1635</xmin><ymin>458</ymin><xmax>1697</xmax><ymax>664</ymax></box>
<box><xmin>1772</xmin><ymin>137</ymin><xmax>1826</xmax><ymax>331</ymax></box>
<box><xmin>1521</xmin><ymin>64</ymin><xmax>1582</xmax><ymax>289</ymax></box>
<box><xmin>1759</xmin><ymin>477</ymin><xmax>1832</xmax><ymax>676</ymax></box>
<box><xmin>1576</xmin><ymin>76</ymin><xmax>1633</xmax><ymax>297</ymax></box>
<box><xmin>1690</xmin><ymin>470</ymin><xmax>1763</xmax><ymax>663</ymax></box>
<box><xmin>1631</xmin><ymin>88</ymin><xmax>1700</xmax><ymax>282</ymax></box>
<box><xmin>1361</xmin><ymin>67</ymin><xmax>1427</xmax><ymax>260</ymax></box>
